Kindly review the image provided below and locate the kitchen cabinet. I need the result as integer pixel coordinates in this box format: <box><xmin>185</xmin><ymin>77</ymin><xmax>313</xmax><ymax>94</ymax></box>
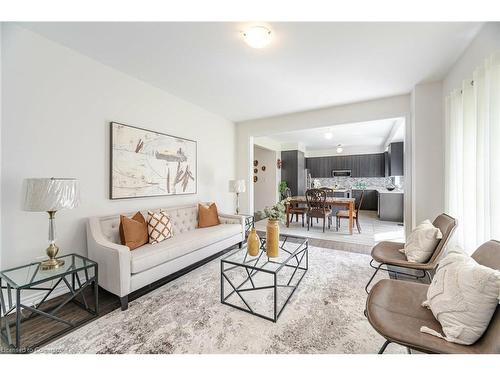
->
<box><xmin>387</xmin><ymin>142</ymin><xmax>404</xmax><ymax>176</ymax></box>
<box><xmin>306</xmin><ymin>153</ymin><xmax>385</xmax><ymax>178</ymax></box>
<box><xmin>377</xmin><ymin>191</ymin><xmax>404</xmax><ymax>222</ymax></box>
<box><xmin>384</xmin><ymin>151</ymin><xmax>389</xmax><ymax>177</ymax></box>
<box><xmin>352</xmin><ymin>189</ymin><xmax>378</xmax><ymax>211</ymax></box>
<box><xmin>281</xmin><ymin>150</ymin><xmax>306</xmax><ymax>195</ymax></box>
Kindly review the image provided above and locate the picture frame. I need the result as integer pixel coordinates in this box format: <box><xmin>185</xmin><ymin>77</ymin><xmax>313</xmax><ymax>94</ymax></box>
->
<box><xmin>110</xmin><ymin>122</ymin><xmax>197</xmax><ymax>199</ymax></box>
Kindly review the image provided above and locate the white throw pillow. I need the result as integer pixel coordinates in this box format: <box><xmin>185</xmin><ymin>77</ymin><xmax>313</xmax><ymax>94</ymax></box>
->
<box><xmin>420</xmin><ymin>249</ymin><xmax>500</xmax><ymax>345</ymax></box>
<box><xmin>147</xmin><ymin>211</ymin><xmax>173</xmax><ymax>244</ymax></box>
<box><xmin>399</xmin><ymin>220</ymin><xmax>442</xmax><ymax>263</ymax></box>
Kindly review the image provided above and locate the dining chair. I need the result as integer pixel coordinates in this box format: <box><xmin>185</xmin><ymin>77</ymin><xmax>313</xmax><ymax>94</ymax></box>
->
<box><xmin>364</xmin><ymin>213</ymin><xmax>457</xmax><ymax>293</ymax></box>
<box><xmin>366</xmin><ymin>240</ymin><xmax>499</xmax><ymax>354</ymax></box>
<box><xmin>305</xmin><ymin>189</ymin><xmax>332</xmax><ymax>232</ymax></box>
<box><xmin>284</xmin><ymin>187</ymin><xmax>306</xmax><ymax>227</ymax></box>
<box><xmin>319</xmin><ymin>187</ymin><xmax>337</xmax><ymax>227</ymax></box>
<box><xmin>336</xmin><ymin>189</ymin><xmax>364</xmax><ymax>233</ymax></box>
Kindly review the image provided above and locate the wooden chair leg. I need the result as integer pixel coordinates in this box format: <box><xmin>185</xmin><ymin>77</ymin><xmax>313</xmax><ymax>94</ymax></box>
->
<box><xmin>322</xmin><ymin>218</ymin><xmax>325</xmax><ymax>232</ymax></box>
<box><xmin>301</xmin><ymin>214</ymin><xmax>304</xmax><ymax>227</ymax></box>
<box><xmin>356</xmin><ymin>217</ymin><xmax>361</xmax><ymax>233</ymax></box>
<box><xmin>307</xmin><ymin>216</ymin><xmax>310</xmax><ymax>231</ymax></box>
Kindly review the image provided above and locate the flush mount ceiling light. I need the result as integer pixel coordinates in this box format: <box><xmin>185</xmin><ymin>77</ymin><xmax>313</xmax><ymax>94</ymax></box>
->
<box><xmin>336</xmin><ymin>144</ymin><xmax>343</xmax><ymax>153</ymax></box>
<box><xmin>242</xmin><ymin>26</ymin><xmax>272</xmax><ymax>49</ymax></box>
<box><xmin>324</xmin><ymin>131</ymin><xmax>333</xmax><ymax>140</ymax></box>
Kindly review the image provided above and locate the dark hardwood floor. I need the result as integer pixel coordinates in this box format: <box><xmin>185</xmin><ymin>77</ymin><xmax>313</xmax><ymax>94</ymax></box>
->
<box><xmin>0</xmin><ymin>245</ymin><xmax>238</xmax><ymax>354</ymax></box>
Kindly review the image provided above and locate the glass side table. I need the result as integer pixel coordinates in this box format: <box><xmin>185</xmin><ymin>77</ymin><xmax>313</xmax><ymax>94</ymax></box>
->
<box><xmin>0</xmin><ymin>253</ymin><xmax>98</xmax><ymax>352</ymax></box>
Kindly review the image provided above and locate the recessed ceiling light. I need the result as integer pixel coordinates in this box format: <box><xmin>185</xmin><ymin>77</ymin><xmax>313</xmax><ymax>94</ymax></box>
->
<box><xmin>324</xmin><ymin>132</ymin><xmax>333</xmax><ymax>140</ymax></box>
<box><xmin>336</xmin><ymin>144</ymin><xmax>343</xmax><ymax>153</ymax></box>
<box><xmin>242</xmin><ymin>26</ymin><xmax>272</xmax><ymax>49</ymax></box>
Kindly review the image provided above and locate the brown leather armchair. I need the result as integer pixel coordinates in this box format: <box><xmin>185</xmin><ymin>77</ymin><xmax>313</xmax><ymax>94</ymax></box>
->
<box><xmin>365</xmin><ymin>213</ymin><xmax>457</xmax><ymax>293</ymax></box>
<box><xmin>366</xmin><ymin>240</ymin><xmax>500</xmax><ymax>354</ymax></box>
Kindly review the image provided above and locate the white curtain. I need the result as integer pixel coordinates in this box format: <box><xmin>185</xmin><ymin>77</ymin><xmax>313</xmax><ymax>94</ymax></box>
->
<box><xmin>445</xmin><ymin>52</ymin><xmax>500</xmax><ymax>253</ymax></box>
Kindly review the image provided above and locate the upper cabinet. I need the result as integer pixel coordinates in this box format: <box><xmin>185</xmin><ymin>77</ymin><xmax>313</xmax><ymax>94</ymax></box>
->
<box><xmin>306</xmin><ymin>153</ymin><xmax>385</xmax><ymax>178</ymax></box>
<box><xmin>387</xmin><ymin>142</ymin><xmax>404</xmax><ymax>176</ymax></box>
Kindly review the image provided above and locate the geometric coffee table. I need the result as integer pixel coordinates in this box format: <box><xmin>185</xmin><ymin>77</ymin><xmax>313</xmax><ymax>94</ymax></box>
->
<box><xmin>221</xmin><ymin>234</ymin><xmax>308</xmax><ymax>322</ymax></box>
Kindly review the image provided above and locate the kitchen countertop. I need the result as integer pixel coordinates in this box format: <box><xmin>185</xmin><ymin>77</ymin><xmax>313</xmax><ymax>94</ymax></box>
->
<box><xmin>376</xmin><ymin>189</ymin><xmax>404</xmax><ymax>194</ymax></box>
<box><xmin>318</xmin><ymin>186</ymin><xmax>404</xmax><ymax>194</ymax></box>
<box><xmin>332</xmin><ymin>186</ymin><xmax>404</xmax><ymax>194</ymax></box>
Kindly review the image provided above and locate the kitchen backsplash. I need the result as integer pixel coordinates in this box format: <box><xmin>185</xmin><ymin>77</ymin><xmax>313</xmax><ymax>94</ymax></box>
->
<box><xmin>314</xmin><ymin>176</ymin><xmax>404</xmax><ymax>189</ymax></box>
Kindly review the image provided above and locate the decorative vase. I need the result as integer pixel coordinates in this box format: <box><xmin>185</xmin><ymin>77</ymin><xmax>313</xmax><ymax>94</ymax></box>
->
<box><xmin>247</xmin><ymin>228</ymin><xmax>260</xmax><ymax>256</ymax></box>
<box><xmin>266</xmin><ymin>219</ymin><xmax>280</xmax><ymax>258</ymax></box>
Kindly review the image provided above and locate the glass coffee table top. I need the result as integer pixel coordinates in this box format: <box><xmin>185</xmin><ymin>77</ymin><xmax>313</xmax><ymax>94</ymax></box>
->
<box><xmin>0</xmin><ymin>254</ymin><xmax>96</xmax><ymax>288</ymax></box>
<box><xmin>223</xmin><ymin>235</ymin><xmax>308</xmax><ymax>273</ymax></box>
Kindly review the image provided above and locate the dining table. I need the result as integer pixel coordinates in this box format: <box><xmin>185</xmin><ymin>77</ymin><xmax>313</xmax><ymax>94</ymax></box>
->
<box><xmin>285</xmin><ymin>196</ymin><xmax>356</xmax><ymax>234</ymax></box>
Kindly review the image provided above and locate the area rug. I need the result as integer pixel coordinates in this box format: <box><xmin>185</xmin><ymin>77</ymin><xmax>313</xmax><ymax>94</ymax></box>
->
<box><xmin>39</xmin><ymin>246</ymin><xmax>405</xmax><ymax>354</ymax></box>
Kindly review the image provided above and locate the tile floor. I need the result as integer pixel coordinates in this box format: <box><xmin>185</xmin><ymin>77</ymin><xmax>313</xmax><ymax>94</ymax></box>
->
<box><xmin>254</xmin><ymin>210</ymin><xmax>405</xmax><ymax>254</ymax></box>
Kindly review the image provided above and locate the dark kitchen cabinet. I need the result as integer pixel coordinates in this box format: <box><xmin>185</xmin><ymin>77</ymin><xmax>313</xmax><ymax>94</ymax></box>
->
<box><xmin>282</xmin><ymin>150</ymin><xmax>306</xmax><ymax>195</ymax></box>
<box><xmin>388</xmin><ymin>142</ymin><xmax>404</xmax><ymax>176</ymax></box>
<box><xmin>352</xmin><ymin>189</ymin><xmax>378</xmax><ymax>211</ymax></box>
<box><xmin>384</xmin><ymin>151</ymin><xmax>389</xmax><ymax>177</ymax></box>
<box><xmin>306</xmin><ymin>153</ymin><xmax>385</xmax><ymax>178</ymax></box>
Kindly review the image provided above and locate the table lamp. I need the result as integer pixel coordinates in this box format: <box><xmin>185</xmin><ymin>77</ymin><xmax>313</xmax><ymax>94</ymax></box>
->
<box><xmin>229</xmin><ymin>179</ymin><xmax>246</xmax><ymax>214</ymax></box>
<box><xmin>23</xmin><ymin>178</ymin><xmax>79</xmax><ymax>270</ymax></box>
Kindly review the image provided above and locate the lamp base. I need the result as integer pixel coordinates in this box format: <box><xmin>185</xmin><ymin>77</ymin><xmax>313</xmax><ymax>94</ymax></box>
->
<box><xmin>40</xmin><ymin>258</ymin><xmax>65</xmax><ymax>271</ymax></box>
<box><xmin>40</xmin><ymin>242</ymin><xmax>64</xmax><ymax>270</ymax></box>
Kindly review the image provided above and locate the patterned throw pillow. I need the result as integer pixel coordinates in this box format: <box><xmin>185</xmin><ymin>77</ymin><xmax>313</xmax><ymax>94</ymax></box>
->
<box><xmin>420</xmin><ymin>247</ymin><xmax>500</xmax><ymax>345</ymax></box>
<box><xmin>147</xmin><ymin>211</ymin><xmax>173</xmax><ymax>244</ymax></box>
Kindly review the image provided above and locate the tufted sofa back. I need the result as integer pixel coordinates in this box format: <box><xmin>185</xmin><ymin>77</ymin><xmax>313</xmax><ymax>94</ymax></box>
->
<box><xmin>98</xmin><ymin>204</ymin><xmax>200</xmax><ymax>245</ymax></box>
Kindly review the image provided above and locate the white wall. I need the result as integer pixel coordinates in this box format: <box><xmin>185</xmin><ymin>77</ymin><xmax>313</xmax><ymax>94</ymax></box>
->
<box><xmin>1</xmin><ymin>25</ymin><xmax>236</xmax><ymax>268</ymax></box>
<box><xmin>253</xmin><ymin>146</ymin><xmax>280</xmax><ymax>213</ymax></box>
<box><xmin>443</xmin><ymin>22</ymin><xmax>500</xmax><ymax>94</ymax></box>
<box><xmin>411</xmin><ymin>81</ymin><xmax>444</xmax><ymax>224</ymax></box>
<box><xmin>236</xmin><ymin>94</ymin><xmax>412</xmax><ymax>221</ymax></box>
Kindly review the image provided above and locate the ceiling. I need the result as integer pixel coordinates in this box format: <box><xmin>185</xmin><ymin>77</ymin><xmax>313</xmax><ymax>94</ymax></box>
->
<box><xmin>20</xmin><ymin>22</ymin><xmax>482</xmax><ymax>122</ymax></box>
<box><xmin>265</xmin><ymin>118</ymin><xmax>404</xmax><ymax>151</ymax></box>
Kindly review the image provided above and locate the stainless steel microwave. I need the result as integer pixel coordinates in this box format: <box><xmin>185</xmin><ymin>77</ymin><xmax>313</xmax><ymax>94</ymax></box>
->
<box><xmin>332</xmin><ymin>170</ymin><xmax>351</xmax><ymax>177</ymax></box>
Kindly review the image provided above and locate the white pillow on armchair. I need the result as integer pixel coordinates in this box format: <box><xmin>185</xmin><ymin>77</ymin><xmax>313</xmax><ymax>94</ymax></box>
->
<box><xmin>399</xmin><ymin>219</ymin><xmax>442</xmax><ymax>263</ymax></box>
<box><xmin>420</xmin><ymin>248</ymin><xmax>500</xmax><ymax>345</ymax></box>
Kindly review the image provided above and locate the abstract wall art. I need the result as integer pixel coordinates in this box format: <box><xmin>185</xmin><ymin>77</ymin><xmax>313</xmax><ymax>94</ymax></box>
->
<box><xmin>110</xmin><ymin>122</ymin><xmax>197</xmax><ymax>199</ymax></box>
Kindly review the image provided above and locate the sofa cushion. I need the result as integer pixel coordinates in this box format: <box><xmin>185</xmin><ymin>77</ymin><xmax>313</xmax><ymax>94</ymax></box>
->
<box><xmin>147</xmin><ymin>211</ymin><xmax>173</xmax><ymax>244</ymax></box>
<box><xmin>130</xmin><ymin>223</ymin><xmax>242</xmax><ymax>274</ymax></box>
<box><xmin>119</xmin><ymin>212</ymin><xmax>148</xmax><ymax>250</ymax></box>
<box><xmin>198</xmin><ymin>203</ymin><xmax>220</xmax><ymax>228</ymax></box>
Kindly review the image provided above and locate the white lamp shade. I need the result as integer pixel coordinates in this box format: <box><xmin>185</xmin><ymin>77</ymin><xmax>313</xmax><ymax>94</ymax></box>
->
<box><xmin>23</xmin><ymin>178</ymin><xmax>79</xmax><ymax>212</ymax></box>
<box><xmin>229</xmin><ymin>179</ymin><xmax>246</xmax><ymax>194</ymax></box>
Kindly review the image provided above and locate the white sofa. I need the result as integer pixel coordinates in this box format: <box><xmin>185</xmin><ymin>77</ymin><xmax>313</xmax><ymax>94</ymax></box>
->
<box><xmin>86</xmin><ymin>203</ymin><xmax>245</xmax><ymax>310</ymax></box>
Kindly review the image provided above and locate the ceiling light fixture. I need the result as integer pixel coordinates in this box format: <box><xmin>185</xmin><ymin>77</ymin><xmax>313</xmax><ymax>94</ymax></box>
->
<box><xmin>242</xmin><ymin>26</ymin><xmax>272</xmax><ymax>49</ymax></box>
<box><xmin>336</xmin><ymin>144</ymin><xmax>343</xmax><ymax>153</ymax></box>
<box><xmin>324</xmin><ymin>132</ymin><xmax>333</xmax><ymax>140</ymax></box>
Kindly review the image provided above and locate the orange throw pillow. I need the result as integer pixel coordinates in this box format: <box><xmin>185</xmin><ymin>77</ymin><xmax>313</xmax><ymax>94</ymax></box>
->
<box><xmin>198</xmin><ymin>203</ymin><xmax>220</xmax><ymax>228</ymax></box>
<box><xmin>119</xmin><ymin>212</ymin><xmax>148</xmax><ymax>250</ymax></box>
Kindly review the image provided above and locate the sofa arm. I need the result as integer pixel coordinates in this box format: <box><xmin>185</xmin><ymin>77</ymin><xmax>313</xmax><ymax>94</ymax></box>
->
<box><xmin>219</xmin><ymin>213</ymin><xmax>246</xmax><ymax>241</ymax></box>
<box><xmin>86</xmin><ymin>218</ymin><xmax>131</xmax><ymax>298</ymax></box>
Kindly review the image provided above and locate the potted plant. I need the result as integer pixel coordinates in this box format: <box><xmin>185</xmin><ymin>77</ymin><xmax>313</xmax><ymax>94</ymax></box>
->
<box><xmin>278</xmin><ymin>181</ymin><xmax>288</xmax><ymax>200</ymax></box>
<box><xmin>262</xmin><ymin>201</ymin><xmax>286</xmax><ymax>257</ymax></box>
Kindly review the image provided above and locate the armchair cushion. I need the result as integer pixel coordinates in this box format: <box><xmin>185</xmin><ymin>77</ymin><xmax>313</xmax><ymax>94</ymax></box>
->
<box><xmin>399</xmin><ymin>219</ymin><xmax>442</xmax><ymax>263</ymax></box>
<box><xmin>421</xmin><ymin>248</ymin><xmax>500</xmax><ymax>345</ymax></box>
